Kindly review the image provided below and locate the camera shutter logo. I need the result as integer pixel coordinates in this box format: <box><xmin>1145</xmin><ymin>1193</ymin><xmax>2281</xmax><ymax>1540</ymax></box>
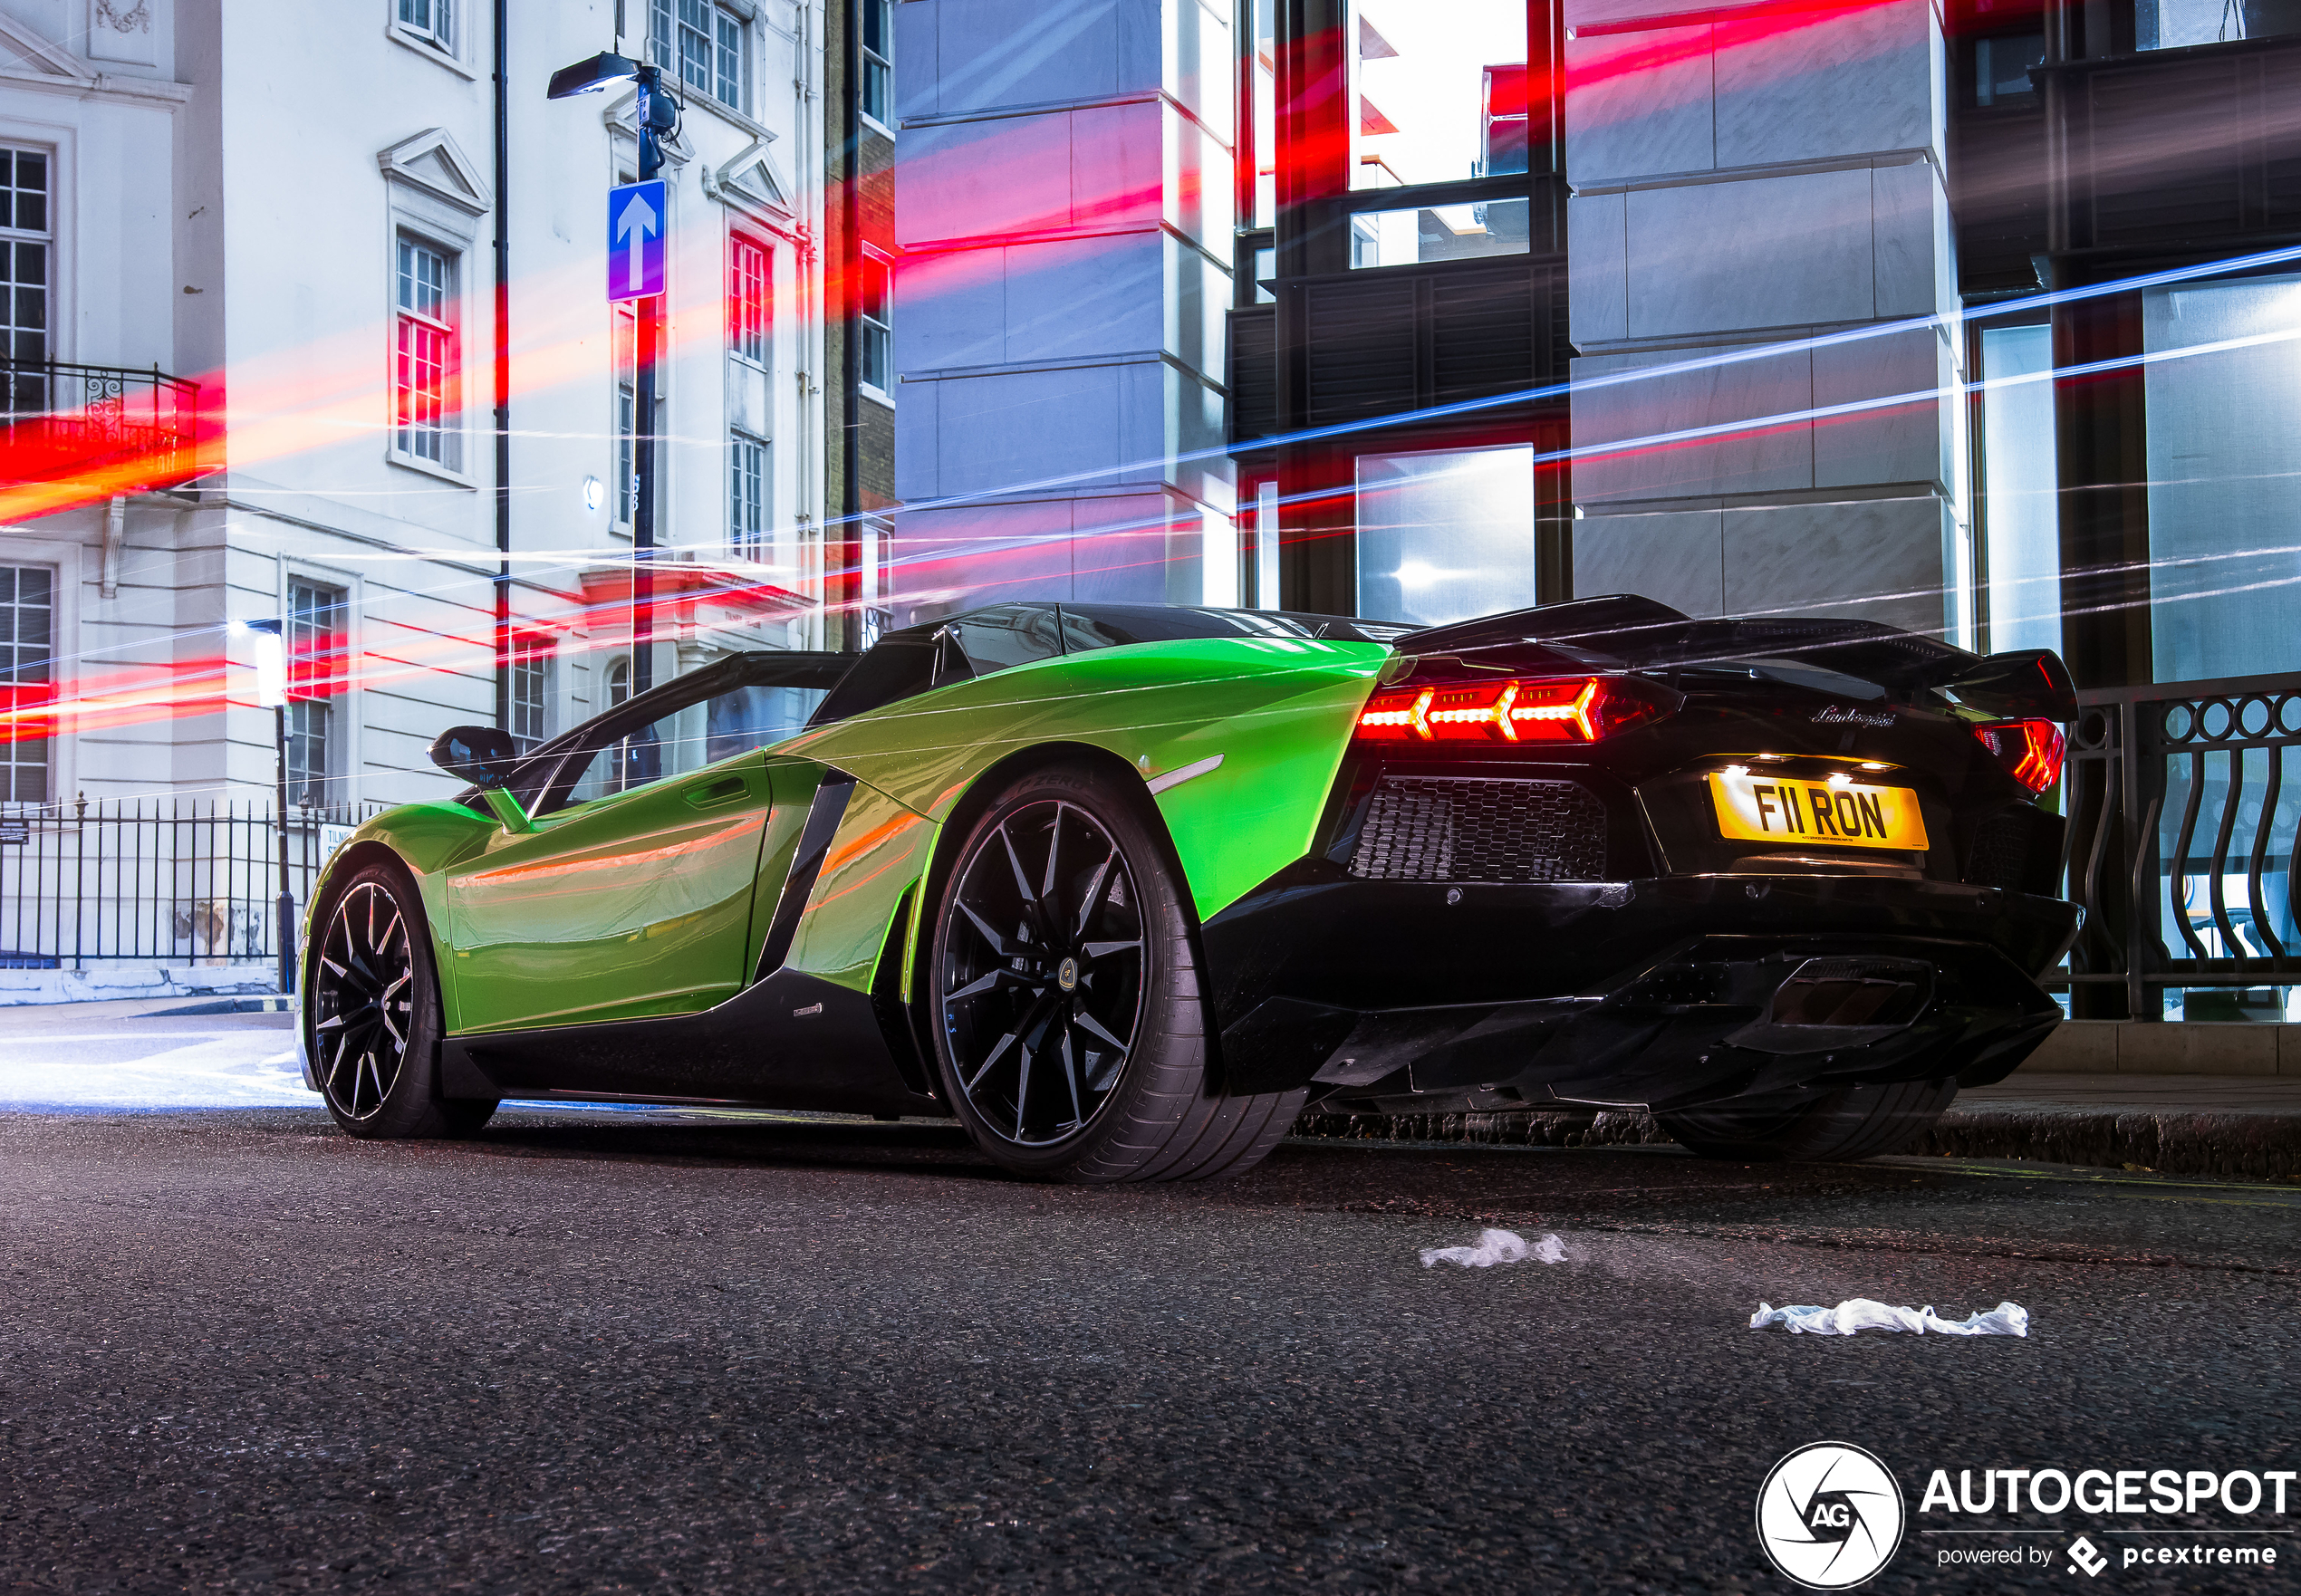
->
<box><xmin>1756</xmin><ymin>1442</ymin><xmax>1906</xmax><ymax>1589</ymax></box>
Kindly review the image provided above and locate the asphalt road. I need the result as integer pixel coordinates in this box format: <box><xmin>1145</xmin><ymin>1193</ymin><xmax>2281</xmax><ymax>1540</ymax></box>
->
<box><xmin>5</xmin><ymin>1013</ymin><xmax>2301</xmax><ymax>1593</ymax></box>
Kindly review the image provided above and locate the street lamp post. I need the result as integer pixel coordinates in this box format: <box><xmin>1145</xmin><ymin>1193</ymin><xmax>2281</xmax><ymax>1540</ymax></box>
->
<box><xmin>245</xmin><ymin>619</ymin><xmax>294</xmax><ymax>998</ymax></box>
<box><xmin>549</xmin><ymin>51</ymin><xmax>679</xmax><ymax>697</ymax></box>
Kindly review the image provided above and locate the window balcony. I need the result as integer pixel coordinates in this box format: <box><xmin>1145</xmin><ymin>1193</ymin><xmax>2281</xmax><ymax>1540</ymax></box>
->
<box><xmin>2</xmin><ymin>357</ymin><xmax>202</xmax><ymax>498</ymax></box>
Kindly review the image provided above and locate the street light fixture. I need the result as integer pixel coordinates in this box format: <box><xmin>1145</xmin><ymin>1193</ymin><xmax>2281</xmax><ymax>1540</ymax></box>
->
<box><xmin>239</xmin><ymin>618</ymin><xmax>296</xmax><ymax>1000</ymax></box>
<box><xmin>550</xmin><ymin>47</ymin><xmax>679</xmax><ymax>697</ymax></box>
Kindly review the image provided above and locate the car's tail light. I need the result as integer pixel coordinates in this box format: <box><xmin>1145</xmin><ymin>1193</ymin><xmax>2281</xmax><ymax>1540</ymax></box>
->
<box><xmin>1974</xmin><ymin>719</ymin><xmax>2065</xmax><ymax>793</ymax></box>
<box><xmin>1356</xmin><ymin>676</ymin><xmax>1664</xmax><ymax>745</ymax></box>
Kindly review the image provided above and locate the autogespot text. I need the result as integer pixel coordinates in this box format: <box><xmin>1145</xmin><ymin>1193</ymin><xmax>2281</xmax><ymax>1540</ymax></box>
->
<box><xmin>1921</xmin><ymin>1465</ymin><xmax>2291</xmax><ymax>1570</ymax></box>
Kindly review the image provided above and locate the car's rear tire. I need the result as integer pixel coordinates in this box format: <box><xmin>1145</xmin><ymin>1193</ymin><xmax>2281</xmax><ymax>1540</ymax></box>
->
<box><xmin>929</xmin><ymin>764</ymin><xmax>1304</xmax><ymax>1183</ymax></box>
<box><xmin>1655</xmin><ymin>1078</ymin><xmax>1956</xmax><ymax>1162</ymax></box>
<box><xmin>309</xmin><ymin>860</ymin><xmax>496</xmax><ymax>1140</ymax></box>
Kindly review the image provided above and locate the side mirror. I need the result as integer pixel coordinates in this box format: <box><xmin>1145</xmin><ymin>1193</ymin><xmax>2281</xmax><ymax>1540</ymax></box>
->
<box><xmin>429</xmin><ymin>725</ymin><xmax>521</xmax><ymax>791</ymax></box>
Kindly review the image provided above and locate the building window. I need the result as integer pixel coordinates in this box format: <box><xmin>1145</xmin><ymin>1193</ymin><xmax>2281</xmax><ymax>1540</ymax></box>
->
<box><xmin>1973</xmin><ymin>34</ymin><xmax>2045</xmax><ymax>104</ymax></box>
<box><xmin>1350</xmin><ymin>0</ymin><xmax>1527</xmax><ymax>191</ymax></box>
<box><xmin>0</xmin><ymin>564</ymin><xmax>53</xmax><ymax>804</ymax></box>
<box><xmin>861</xmin><ymin>0</ymin><xmax>893</xmax><ymax>126</ymax></box>
<box><xmin>1245</xmin><ymin>0</ymin><xmax>1275</xmax><ymax>227</ymax></box>
<box><xmin>653</xmin><ymin>0</ymin><xmax>747</xmax><ymax>112</ymax></box>
<box><xmin>394</xmin><ymin>236</ymin><xmax>457</xmax><ymax>467</ymax></box>
<box><xmin>613</xmin><ymin>302</ymin><xmax>638</xmax><ymax>524</ymax></box>
<box><xmin>730</xmin><ymin>236</ymin><xmax>769</xmax><ymax>364</ymax></box>
<box><xmin>286</xmin><ymin>580</ymin><xmax>345</xmax><ymax>809</ymax></box>
<box><xmin>730</xmin><ymin>432</ymin><xmax>767</xmax><ymax>558</ymax></box>
<box><xmin>396</xmin><ymin>0</ymin><xmax>453</xmax><ymax>52</ymax></box>
<box><xmin>607</xmin><ymin>656</ymin><xmax>632</xmax><ymax>708</ymax></box>
<box><xmin>286</xmin><ymin>701</ymin><xmax>329</xmax><ymax>810</ymax></box>
<box><xmin>2138</xmin><ymin>0</ymin><xmax>2301</xmax><ymax>47</ymax></box>
<box><xmin>2142</xmin><ymin>274</ymin><xmax>2301</xmax><ymax>681</ymax></box>
<box><xmin>510</xmin><ymin>635</ymin><xmax>550</xmax><ymax>750</ymax></box>
<box><xmin>2</xmin><ymin>146</ymin><xmax>50</xmax><ymax>417</ymax></box>
<box><xmin>859</xmin><ymin>254</ymin><xmax>892</xmax><ymax>398</ymax></box>
<box><xmin>1354</xmin><ymin>445</ymin><xmax>1537</xmax><ymax>627</ymax></box>
<box><xmin>1977</xmin><ymin>324</ymin><xmax>2061</xmax><ymax>659</ymax></box>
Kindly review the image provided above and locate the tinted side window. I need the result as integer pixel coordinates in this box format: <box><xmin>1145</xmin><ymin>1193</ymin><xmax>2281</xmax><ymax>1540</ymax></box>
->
<box><xmin>807</xmin><ymin>638</ymin><xmax>937</xmax><ymax>726</ymax></box>
<box><xmin>951</xmin><ymin>605</ymin><xmax>1065</xmax><ymax>673</ymax></box>
<box><xmin>706</xmin><ymin>684</ymin><xmax>826</xmax><ymax>761</ymax></box>
<box><xmin>542</xmin><ymin>682</ymin><xmax>832</xmax><ymax>815</ymax></box>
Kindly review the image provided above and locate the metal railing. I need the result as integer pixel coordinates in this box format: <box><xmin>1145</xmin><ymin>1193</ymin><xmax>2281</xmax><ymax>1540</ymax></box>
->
<box><xmin>2056</xmin><ymin>670</ymin><xmax>2301</xmax><ymax>1019</ymax></box>
<box><xmin>0</xmin><ymin>798</ymin><xmax>385</xmax><ymax>970</ymax></box>
<box><xmin>1</xmin><ymin>357</ymin><xmax>201</xmax><ymax>489</ymax></box>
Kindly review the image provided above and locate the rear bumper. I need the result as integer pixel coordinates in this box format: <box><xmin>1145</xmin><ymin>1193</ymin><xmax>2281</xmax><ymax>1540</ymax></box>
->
<box><xmin>1200</xmin><ymin>866</ymin><xmax>2082</xmax><ymax>1111</ymax></box>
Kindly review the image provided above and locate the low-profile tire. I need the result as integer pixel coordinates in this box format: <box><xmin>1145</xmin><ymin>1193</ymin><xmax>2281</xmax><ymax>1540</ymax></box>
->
<box><xmin>1655</xmin><ymin>1078</ymin><xmax>1956</xmax><ymax>1162</ymax></box>
<box><xmin>308</xmin><ymin>860</ymin><xmax>496</xmax><ymax>1141</ymax></box>
<box><xmin>929</xmin><ymin>764</ymin><xmax>1305</xmax><ymax>1184</ymax></box>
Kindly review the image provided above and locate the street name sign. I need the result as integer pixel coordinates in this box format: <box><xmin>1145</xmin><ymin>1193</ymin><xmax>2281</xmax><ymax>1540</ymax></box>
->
<box><xmin>607</xmin><ymin>179</ymin><xmax>666</xmax><ymax>301</ymax></box>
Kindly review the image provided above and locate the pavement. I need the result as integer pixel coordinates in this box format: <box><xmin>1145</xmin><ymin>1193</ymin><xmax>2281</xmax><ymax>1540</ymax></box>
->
<box><xmin>4</xmin><ymin>999</ymin><xmax>2301</xmax><ymax>1591</ymax></box>
<box><xmin>1300</xmin><ymin>1072</ymin><xmax>2301</xmax><ymax>1183</ymax></box>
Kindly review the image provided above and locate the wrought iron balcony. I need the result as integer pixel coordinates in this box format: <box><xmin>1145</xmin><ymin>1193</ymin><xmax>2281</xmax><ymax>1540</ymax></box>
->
<box><xmin>2</xmin><ymin>356</ymin><xmax>201</xmax><ymax>494</ymax></box>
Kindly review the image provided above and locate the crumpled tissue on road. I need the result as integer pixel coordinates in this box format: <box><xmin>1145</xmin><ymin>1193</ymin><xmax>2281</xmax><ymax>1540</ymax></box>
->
<box><xmin>1748</xmin><ymin>1299</ymin><xmax>2029</xmax><ymax>1337</ymax></box>
<box><xmin>1419</xmin><ymin>1228</ymin><xmax>1567</xmax><ymax>1268</ymax></box>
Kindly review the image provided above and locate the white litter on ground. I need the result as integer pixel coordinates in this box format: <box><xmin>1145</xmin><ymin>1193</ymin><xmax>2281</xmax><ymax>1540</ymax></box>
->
<box><xmin>1419</xmin><ymin>1228</ymin><xmax>1568</xmax><ymax>1269</ymax></box>
<box><xmin>1748</xmin><ymin>1299</ymin><xmax>2029</xmax><ymax>1337</ymax></box>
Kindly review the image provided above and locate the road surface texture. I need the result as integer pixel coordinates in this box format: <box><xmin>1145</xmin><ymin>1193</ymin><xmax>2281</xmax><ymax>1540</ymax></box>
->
<box><xmin>5</xmin><ymin>1010</ymin><xmax>2299</xmax><ymax>1593</ymax></box>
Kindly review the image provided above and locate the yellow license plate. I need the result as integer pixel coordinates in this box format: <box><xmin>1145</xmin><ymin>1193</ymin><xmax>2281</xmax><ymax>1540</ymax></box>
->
<box><xmin>1706</xmin><ymin>771</ymin><xmax>1929</xmax><ymax>851</ymax></box>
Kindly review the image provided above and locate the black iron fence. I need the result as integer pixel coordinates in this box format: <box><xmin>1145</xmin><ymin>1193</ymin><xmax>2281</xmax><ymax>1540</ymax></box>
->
<box><xmin>0</xmin><ymin>799</ymin><xmax>385</xmax><ymax>970</ymax></box>
<box><xmin>1</xmin><ymin>357</ymin><xmax>201</xmax><ymax>489</ymax></box>
<box><xmin>2056</xmin><ymin>670</ymin><xmax>2301</xmax><ymax>1020</ymax></box>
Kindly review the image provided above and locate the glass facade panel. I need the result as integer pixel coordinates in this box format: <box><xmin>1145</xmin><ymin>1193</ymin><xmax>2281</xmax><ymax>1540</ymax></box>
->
<box><xmin>1354</xmin><ymin>446</ymin><xmax>1537</xmax><ymax>626</ymax></box>
<box><xmin>1978</xmin><ymin>324</ymin><xmax>2062</xmax><ymax>659</ymax></box>
<box><xmin>1249</xmin><ymin>0</ymin><xmax>1276</xmax><ymax>226</ymax></box>
<box><xmin>2137</xmin><ymin>0</ymin><xmax>2301</xmax><ymax>47</ymax></box>
<box><xmin>2142</xmin><ymin>274</ymin><xmax>2301</xmax><ymax>681</ymax></box>
<box><xmin>1349</xmin><ymin>0</ymin><xmax>1526</xmax><ymax>191</ymax></box>
<box><xmin>1973</xmin><ymin>34</ymin><xmax>2045</xmax><ymax>103</ymax></box>
<box><xmin>1348</xmin><ymin>201</ymin><xmax>1529</xmax><ymax>270</ymax></box>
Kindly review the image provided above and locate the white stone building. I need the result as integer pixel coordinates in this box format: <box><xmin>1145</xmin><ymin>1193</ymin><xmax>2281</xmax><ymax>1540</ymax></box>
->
<box><xmin>1</xmin><ymin>0</ymin><xmax>828</xmax><ymax>817</ymax></box>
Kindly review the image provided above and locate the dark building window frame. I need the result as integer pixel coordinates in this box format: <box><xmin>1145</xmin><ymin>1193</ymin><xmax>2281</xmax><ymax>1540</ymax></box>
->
<box><xmin>1232</xmin><ymin>0</ymin><xmax>1568</xmax><ymax>615</ymax></box>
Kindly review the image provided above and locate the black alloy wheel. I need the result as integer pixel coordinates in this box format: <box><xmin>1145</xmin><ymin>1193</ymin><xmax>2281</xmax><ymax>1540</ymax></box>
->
<box><xmin>939</xmin><ymin>797</ymin><xmax>1146</xmax><ymax>1148</ymax></box>
<box><xmin>308</xmin><ymin>861</ymin><xmax>495</xmax><ymax>1140</ymax></box>
<box><xmin>929</xmin><ymin>766</ymin><xmax>1308</xmax><ymax>1184</ymax></box>
<box><xmin>313</xmin><ymin>879</ymin><xmax>416</xmax><ymax>1122</ymax></box>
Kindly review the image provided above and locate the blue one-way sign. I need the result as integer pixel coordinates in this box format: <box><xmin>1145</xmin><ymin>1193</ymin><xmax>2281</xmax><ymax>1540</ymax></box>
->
<box><xmin>607</xmin><ymin>180</ymin><xmax>665</xmax><ymax>301</ymax></box>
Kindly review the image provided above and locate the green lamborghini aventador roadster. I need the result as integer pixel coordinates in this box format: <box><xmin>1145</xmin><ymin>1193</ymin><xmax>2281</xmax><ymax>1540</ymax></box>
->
<box><xmin>299</xmin><ymin>596</ymin><xmax>2083</xmax><ymax>1181</ymax></box>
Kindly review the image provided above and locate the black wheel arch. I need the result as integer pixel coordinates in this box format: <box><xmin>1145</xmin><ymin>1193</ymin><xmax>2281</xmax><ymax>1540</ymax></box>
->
<box><xmin>900</xmin><ymin>740</ymin><xmax>1226</xmax><ymax>1089</ymax></box>
<box><xmin>303</xmin><ymin>842</ymin><xmax>443</xmax><ymax>1080</ymax></box>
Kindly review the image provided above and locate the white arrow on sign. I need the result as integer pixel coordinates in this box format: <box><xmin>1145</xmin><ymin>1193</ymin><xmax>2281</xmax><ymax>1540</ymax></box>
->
<box><xmin>615</xmin><ymin>190</ymin><xmax>659</xmax><ymax>294</ymax></box>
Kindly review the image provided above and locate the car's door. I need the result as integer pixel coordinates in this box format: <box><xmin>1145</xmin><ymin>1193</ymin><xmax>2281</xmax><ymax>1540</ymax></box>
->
<box><xmin>441</xmin><ymin>658</ymin><xmax>844</xmax><ymax>1034</ymax></box>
